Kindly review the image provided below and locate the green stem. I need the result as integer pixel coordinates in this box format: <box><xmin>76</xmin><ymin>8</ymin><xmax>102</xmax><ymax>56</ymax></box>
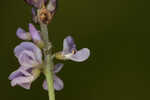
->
<box><xmin>40</xmin><ymin>23</ymin><xmax>55</xmax><ymax>100</ymax></box>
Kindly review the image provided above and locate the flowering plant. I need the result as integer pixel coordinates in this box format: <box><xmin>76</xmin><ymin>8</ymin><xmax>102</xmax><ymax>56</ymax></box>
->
<box><xmin>8</xmin><ymin>0</ymin><xmax>90</xmax><ymax>100</ymax></box>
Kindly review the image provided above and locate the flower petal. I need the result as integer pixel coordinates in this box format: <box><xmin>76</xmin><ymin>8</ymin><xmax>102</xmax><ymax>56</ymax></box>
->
<box><xmin>19</xmin><ymin>83</ymin><xmax>31</xmax><ymax>90</ymax></box>
<box><xmin>14</xmin><ymin>42</ymin><xmax>35</xmax><ymax>57</ymax></box>
<box><xmin>63</xmin><ymin>36</ymin><xmax>76</xmax><ymax>54</ymax></box>
<box><xmin>14</xmin><ymin>42</ymin><xmax>42</xmax><ymax>64</ymax></box>
<box><xmin>69</xmin><ymin>48</ymin><xmax>90</xmax><ymax>62</ymax></box>
<box><xmin>32</xmin><ymin>8</ymin><xmax>36</xmax><ymax>18</ymax></box>
<box><xmin>20</xmin><ymin>42</ymin><xmax>42</xmax><ymax>63</ymax></box>
<box><xmin>9</xmin><ymin>66</ymin><xmax>35</xmax><ymax>90</ymax></box>
<box><xmin>53</xmin><ymin>75</ymin><xmax>64</xmax><ymax>91</ymax></box>
<box><xmin>11</xmin><ymin>76</ymin><xmax>34</xmax><ymax>89</ymax></box>
<box><xmin>24</xmin><ymin>0</ymin><xmax>47</xmax><ymax>8</ymax></box>
<box><xmin>9</xmin><ymin>67</ymin><xmax>32</xmax><ymax>80</ymax></box>
<box><xmin>29</xmin><ymin>24</ymin><xmax>41</xmax><ymax>42</ymax></box>
<box><xmin>42</xmin><ymin>80</ymin><xmax>48</xmax><ymax>91</ymax></box>
<box><xmin>16</xmin><ymin>28</ymin><xmax>31</xmax><ymax>40</ymax></box>
<box><xmin>43</xmin><ymin>75</ymin><xmax>64</xmax><ymax>91</ymax></box>
<box><xmin>9</xmin><ymin>68</ymin><xmax>22</xmax><ymax>80</ymax></box>
<box><xmin>19</xmin><ymin>67</ymin><xmax>32</xmax><ymax>76</ymax></box>
<box><xmin>47</xmin><ymin>0</ymin><xmax>57</xmax><ymax>14</ymax></box>
<box><xmin>53</xmin><ymin>63</ymin><xmax>64</xmax><ymax>73</ymax></box>
<box><xmin>18</xmin><ymin>50</ymin><xmax>39</xmax><ymax>68</ymax></box>
<box><xmin>32</xmin><ymin>8</ymin><xmax>38</xmax><ymax>23</ymax></box>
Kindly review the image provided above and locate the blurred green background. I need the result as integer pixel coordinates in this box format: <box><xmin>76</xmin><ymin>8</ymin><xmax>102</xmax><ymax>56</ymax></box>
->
<box><xmin>1</xmin><ymin>0</ymin><xmax>150</xmax><ymax>100</ymax></box>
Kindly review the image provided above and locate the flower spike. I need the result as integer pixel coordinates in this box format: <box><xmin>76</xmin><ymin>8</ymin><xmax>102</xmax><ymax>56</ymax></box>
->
<box><xmin>10</xmin><ymin>1</ymin><xmax>90</xmax><ymax>100</ymax></box>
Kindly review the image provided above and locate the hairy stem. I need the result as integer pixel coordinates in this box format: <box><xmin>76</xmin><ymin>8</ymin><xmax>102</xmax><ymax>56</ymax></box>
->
<box><xmin>40</xmin><ymin>23</ymin><xmax>55</xmax><ymax>100</ymax></box>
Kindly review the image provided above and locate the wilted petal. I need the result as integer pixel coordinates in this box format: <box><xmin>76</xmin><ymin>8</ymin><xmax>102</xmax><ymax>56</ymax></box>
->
<box><xmin>43</xmin><ymin>75</ymin><xmax>64</xmax><ymax>91</ymax></box>
<box><xmin>14</xmin><ymin>42</ymin><xmax>42</xmax><ymax>64</ymax></box>
<box><xmin>63</xmin><ymin>36</ymin><xmax>76</xmax><ymax>54</ymax></box>
<box><xmin>53</xmin><ymin>63</ymin><xmax>64</xmax><ymax>73</ymax></box>
<box><xmin>69</xmin><ymin>48</ymin><xmax>90</xmax><ymax>62</ymax></box>
<box><xmin>16</xmin><ymin>28</ymin><xmax>31</xmax><ymax>40</ymax></box>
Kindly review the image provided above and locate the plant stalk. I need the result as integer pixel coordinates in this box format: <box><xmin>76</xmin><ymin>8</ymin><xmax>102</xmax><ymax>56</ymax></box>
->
<box><xmin>40</xmin><ymin>23</ymin><xmax>55</xmax><ymax>100</ymax></box>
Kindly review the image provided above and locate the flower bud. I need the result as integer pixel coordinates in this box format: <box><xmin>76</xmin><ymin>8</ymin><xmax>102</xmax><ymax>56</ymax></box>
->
<box><xmin>39</xmin><ymin>7</ymin><xmax>52</xmax><ymax>24</ymax></box>
<box><xmin>24</xmin><ymin>0</ymin><xmax>47</xmax><ymax>8</ymax></box>
<box><xmin>32</xmin><ymin>8</ymin><xmax>38</xmax><ymax>23</ymax></box>
<box><xmin>47</xmin><ymin>0</ymin><xmax>57</xmax><ymax>15</ymax></box>
<box><xmin>29</xmin><ymin>24</ymin><xmax>44</xmax><ymax>48</ymax></box>
<box><xmin>16</xmin><ymin>28</ymin><xmax>32</xmax><ymax>40</ymax></box>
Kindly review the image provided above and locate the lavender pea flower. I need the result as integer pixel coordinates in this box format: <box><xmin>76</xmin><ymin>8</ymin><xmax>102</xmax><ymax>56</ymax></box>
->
<box><xmin>8</xmin><ymin>67</ymin><xmax>41</xmax><ymax>89</ymax></box>
<box><xmin>29</xmin><ymin>23</ymin><xmax>44</xmax><ymax>48</ymax></box>
<box><xmin>16</xmin><ymin>24</ymin><xmax>44</xmax><ymax>48</ymax></box>
<box><xmin>56</xmin><ymin>36</ymin><xmax>90</xmax><ymax>62</ymax></box>
<box><xmin>43</xmin><ymin>63</ymin><xmax>64</xmax><ymax>91</ymax></box>
<box><xmin>9</xmin><ymin>42</ymin><xmax>42</xmax><ymax>89</ymax></box>
<box><xmin>14</xmin><ymin>42</ymin><xmax>42</xmax><ymax>68</ymax></box>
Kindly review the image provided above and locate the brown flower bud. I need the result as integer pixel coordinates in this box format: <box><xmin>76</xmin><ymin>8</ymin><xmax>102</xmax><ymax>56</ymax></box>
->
<box><xmin>39</xmin><ymin>7</ymin><xmax>52</xmax><ymax>24</ymax></box>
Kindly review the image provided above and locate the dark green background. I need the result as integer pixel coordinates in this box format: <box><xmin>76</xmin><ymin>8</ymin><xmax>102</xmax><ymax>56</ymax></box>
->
<box><xmin>1</xmin><ymin>0</ymin><xmax>150</xmax><ymax>100</ymax></box>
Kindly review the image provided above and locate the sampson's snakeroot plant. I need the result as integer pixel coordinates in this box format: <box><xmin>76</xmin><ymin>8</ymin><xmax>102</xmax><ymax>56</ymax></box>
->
<box><xmin>8</xmin><ymin>0</ymin><xmax>90</xmax><ymax>100</ymax></box>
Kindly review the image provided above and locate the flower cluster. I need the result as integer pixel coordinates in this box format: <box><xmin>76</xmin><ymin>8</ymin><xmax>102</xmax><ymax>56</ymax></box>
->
<box><xmin>9</xmin><ymin>0</ymin><xmax>90</xmax><ymax>93</ymax></box>
<box><xmin>9</xmin><ymin>24</ymin><xmax>90</xmax><ymax>90</ymax></box>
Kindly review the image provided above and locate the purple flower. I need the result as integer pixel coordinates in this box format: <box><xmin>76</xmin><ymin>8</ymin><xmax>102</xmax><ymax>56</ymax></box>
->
<box><xmin>43</xmin><ymin>63</ymin><xmax>64</xmax><ymax>91</ymax></box>
<box><xmin>9</xmin><ymin>66</ymin><xmax>41</xmax><ymax>89</ymax></box>
<box><xmin>16</xmin><ymin>24</ymin><xmax>44</xmax><ymax>48</ymax></box>
<box><xmin>56</xmin><ymin>36</ymin><xmax>90</xmax><ymax>62</ymax></box>
<box><xmin>29</xmin><ymin>23</ymin><xmax>44</xmax><ymax>47</ymax></box>
<box><xmin>9</xmin><ymin>42</ymin><xmax>42</xmax><ymax>89</ymax></box>
<box><xmin>24</xmin><ymin>0</ymin><xmax>47</xmax><ymax>8</ymax></box>
<box><xmin>14</xmin><ymin>42</ymin><xmax>42</xmax><ymax>68</ymax></box>
<box><xmin>16</xmin><ymin>28</ymin><xmax>31</xmax><ymax>40</ymax></box>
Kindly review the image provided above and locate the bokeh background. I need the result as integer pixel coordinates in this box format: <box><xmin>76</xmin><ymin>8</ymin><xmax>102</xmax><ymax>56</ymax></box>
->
<box><xmin>1</xmin><ymin>0</ymin><xmax>150</xmax><ymax>100</ymax></box>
